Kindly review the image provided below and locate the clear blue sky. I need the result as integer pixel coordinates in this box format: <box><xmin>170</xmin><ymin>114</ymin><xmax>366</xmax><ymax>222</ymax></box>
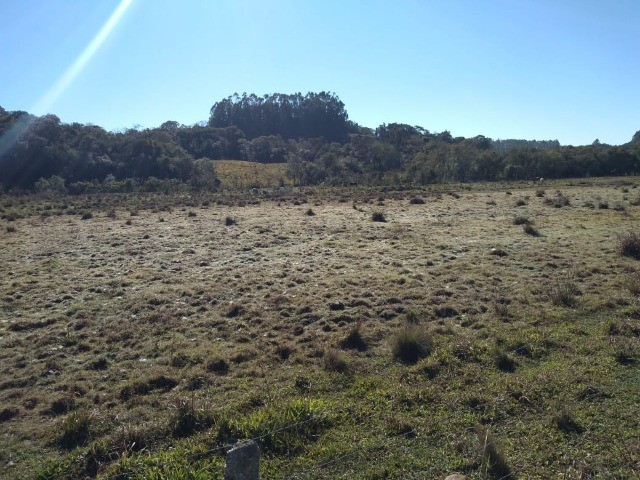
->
<box><xmin>1</xmin><ymin>0</ymin><xmax>638</xmax><ymax>145</ymax></box>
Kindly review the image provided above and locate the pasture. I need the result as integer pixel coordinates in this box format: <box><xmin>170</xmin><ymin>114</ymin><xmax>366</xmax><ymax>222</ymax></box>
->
<box><xmin>0</xmin><ymin>178</ymin><xmax>639</xmax><ymax>479</ymax></box>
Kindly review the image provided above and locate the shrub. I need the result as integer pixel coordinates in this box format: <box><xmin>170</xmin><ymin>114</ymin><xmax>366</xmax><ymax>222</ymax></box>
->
<box><xmin>187</xmin><ymin>211</ymin><xmax>197</xmax><ymax>217</ymax></box>
<box><xmin>225</xmin><ymin>216</ymin><xmax>236</xmax><ymax>226</ymax></box>
<box><xmin>392</xmin><ymin>326</ymin><xmax>432</xmax><ymax>365</ymax></box>
<box><xmin>544</xmin><ymin>193</ymin><xmax>571</xmax><ymax>208</ymax></box>
<box><xmin>371</xmin><ymin>211</ymin><xmax>386</xmax><ymax>222</ymax></box>
<box><xmin>59</xmin><ymin>410</ymin><xmax>92</xmax><ymax>449</ymax></box>
<box><xmin>409</xmin><ymin>197</ymin><xmax>425</xmax><ymax>204</ymax></box>
<box><xmin>323</xmin><ymin>349</ymin><xmax>349</xmax><ymax>373</ymax></box>
<box><xmin>535</xmin><ymin>188</ymin><xmax>545</xmax><ymax>197</ymax></box>
<box><xmin>206</xmin><ymin>358</ymin><xmax>229</xmax><ymax>375</ymax></box>
<box><xmin>626</xmin><ymin>273</ymin><xmax>640</xmax><ymax>296</ymax></box>
<box><xmin>81</xmin><ymin>212</ymin><xmax>93</xmax><ymax>220</ymax></box>
<box><xmin>514</xmin><ymin>198</ymin><xmax>527</xmax><ymax>207</ymax></box>
<box><xmin>555</xmin><ymin>409</ymin><xmax>583</xmax><ymax>434</ymax></box>
<box><xmin>35</xmin><ymin>176</ymin><xmax>67</xmax><ymax>195</ymax></box>
<box><xmin>617</xmin><ymin>232</ymin><xmax>640</xmax><ymax>259</ymax></box>
<box><xmin>340</xmin><ymin>325</ymin><xmax>368</xmax><ymax>351</ymax></box>
<box><xmin>549</xmin><ymin>276</ymin><xmax>579</xmax><ymax>306</ymax></box>
<box><xmin>6</xmin><ymin>225</ymin><xmax>16</xmax><ymax>233</ymax></box>
<box><xmin>475</xmin><ymin>425</ymin><xmax>511</xmax><ymax>478</ymax></box>
<box><xmin>495</xmin><ymin>352</ymin><xmax>516</xmax><ymax>372</ymax></box>
<box><xmin>513</xmin><ymin>215</ymin><xmax>530</xmax><ymax>225</ymax></box>
<box><xmin>0</xmin><ymin>407</ymin><xmax>19</xmax><ymax>422</ymax></box>
<box><xmin>170</xmin><ymin>397</ymin><xmax>214</xmax><ymax>438</ymax></box>
<box><xmin>305</xmin><ymin>208</ymin><xmax>315</xmax><ymax>216</ymax></box>
<box><xmin>614</xmin><ymin>346</ymin><xmax>636</xmax><ymax>365</ymax></box>
<box><xmin>598</xmin><ymin>201</ymin><xmax>609</xmax><ymax>209</ymax></box>
<box><xmin>523</xmin><ymin>223</ymin><xmax>540</xmax><ymax>236</ymax></box>
<box><xmin>275</xmin><ymin>345</ymin><xmax>294</xmax><ymax>360</ymax></box>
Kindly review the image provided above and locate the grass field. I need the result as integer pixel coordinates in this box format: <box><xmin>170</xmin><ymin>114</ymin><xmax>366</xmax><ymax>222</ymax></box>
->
<box><xmin>0</xmin><ymin>178</ymin><xmax>639</xmax><ymax>479</ymax></box>
<box><xmin>213</xmin><ymin>160</ymin><xmax>289</xmax><ymax>190</ymax></box>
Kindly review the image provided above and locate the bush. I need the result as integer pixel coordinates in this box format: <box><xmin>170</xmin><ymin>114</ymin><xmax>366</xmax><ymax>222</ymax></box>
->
<box><xmin>392</xmin><ymin>326</ymin><xmax>432</xmax><ymax>365</ymax></box>
<box><xmin>35</xmin><ymin>176</ymin><xmax>67</xmax><ymax>195</ymax></box>
<box><xmin>549</xmin><ymin>277</ymin><xmax>579</xmax><ymax>306</ymax></box>
<box><xmin>495</xmin><ymin>352</ymin><xmax>516</xmax><ymax>372</ymax></box>
<box><xmin>225</xmin><ymin>216</ymin><xmax>236</xmax><ymax>226</ymax></box>
<box><xmin>323</xmin><ymin>349</ymin><xmax>349</xmax><ymax>373</ymax></box>
<box><xmin>617</xmin><ymin>232</ymin><xmax>640</xmax><ymax>259</ymax></box>
<box><xmin>535</xmin><ymin>188</ymin><xmax>545</xmax><ymax>197</ymax></box>
<box><xmin>513</xmin><ymin>215</ymin><xmax>530</xmax><ymax>225</ymax></box>
<box><xmin>206</xmin><ymin>358</ymin><xmax>229</xmax><ymax>375</ymax></box>
<box><xmin>170</xmin><ymin>397</ymin><xmax>214</xmax><ymax>438</ymax></box>
<box><xmin>305</xmin><ymin>208</ymin><xmax>315</xmax><ymax>216</ymax></box>
<box><xmin>627</xmin><ymin>273</ymin><xmax>640</xmax><ymax>296</ymax></box>
<box><xmin>340</xmin><ymin>325</ymin><xmax>368</xmax><ymax>352</ymax></box>
<box><xmin>555</xmin><ymin>409</ymin><xmax>583</xmax><ymax>434</ymax></box>
<box><xmin>475</xmin><ymin>425</ymin><xmax>511</xmax><ymax>478</ymax></box>
<box><xmin>523</xmin><ymin>223</ymin><xmax>540</xmax><ymax>236</ymax></box>
<box><xmin>409</xmin><ymin>197</ymin><xmax>425</xmax><ymax>204</ymax></box>
<box><xmin>371</xmin><ymin>211</ymin><xmax>386</xmax><ymax>222</ymax></box>
<box><xmin>544</xmin><ymin>193</ymin><xmax>570</xmax><ymax>208</ymax></box>
<box><xmin>59</xmin><ymin>410</ymin><xmax>92</xmax><ymax>449</ymax></box>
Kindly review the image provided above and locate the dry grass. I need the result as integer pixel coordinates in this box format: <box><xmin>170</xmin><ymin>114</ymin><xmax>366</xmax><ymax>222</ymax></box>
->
<box><xmin>213</xmin><ymin>160</ymin><xmax>290</xmax><ymax>189</ymax></box>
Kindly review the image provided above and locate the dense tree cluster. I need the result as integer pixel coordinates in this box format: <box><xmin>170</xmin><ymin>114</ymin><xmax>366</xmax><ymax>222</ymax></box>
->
<box><xmin>209</xmin><ymin>92</ymin><xmax>354</xmax><ymax>143</ymax></box>
<box><xmin>1</xmin><ymin>95</ymin><xmax>639</xmax><ymax>192</ymax></box>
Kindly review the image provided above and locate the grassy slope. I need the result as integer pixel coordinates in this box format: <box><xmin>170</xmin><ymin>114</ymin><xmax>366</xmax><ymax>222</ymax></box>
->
<box><xmin>0</xmin><ymin>178</ymin><xmax>639</xmax><ymax>479</ymax></box>
<box><xmin>212</xmin><ymin>160</ymin><xmax>289</xmax><ymax>190</ymax></box>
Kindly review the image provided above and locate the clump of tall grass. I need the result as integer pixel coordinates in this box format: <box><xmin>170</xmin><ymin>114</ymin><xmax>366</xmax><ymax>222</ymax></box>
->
<box><xmin>392</xmin><ymin>325</ymin><xmax>432</xmax><ymax>365</ymax></box>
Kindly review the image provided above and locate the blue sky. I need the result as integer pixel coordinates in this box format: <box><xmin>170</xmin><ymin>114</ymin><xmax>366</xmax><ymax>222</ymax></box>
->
<box><xmin>1</xmin><ymin>0</ymin><xmax>638</xmax><ymax>145</ymax></box>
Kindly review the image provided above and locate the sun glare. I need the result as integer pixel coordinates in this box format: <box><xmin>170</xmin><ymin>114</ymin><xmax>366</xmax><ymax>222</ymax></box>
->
<box><xmin>32</xmin><ymin>0</ymin><xmax>135</xmax><ymax>115</ymax></box>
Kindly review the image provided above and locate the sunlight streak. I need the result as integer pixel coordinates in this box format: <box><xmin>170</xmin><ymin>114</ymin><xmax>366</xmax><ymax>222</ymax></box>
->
<box><xmin>32</xmin><ymin>0</ymin><xmax>135</xmax><ymax>115</ymax></box>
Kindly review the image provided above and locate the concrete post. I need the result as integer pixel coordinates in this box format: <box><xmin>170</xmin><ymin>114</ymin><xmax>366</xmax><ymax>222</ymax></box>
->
<box><xmin>224</xmin><ymin>440</ymin><xmax>260</xmax><ymax>480</ymax></box>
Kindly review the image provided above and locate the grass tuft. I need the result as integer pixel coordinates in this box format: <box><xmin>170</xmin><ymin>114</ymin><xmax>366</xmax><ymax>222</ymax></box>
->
<box><xmin>392</xmin><ymin>326</ymin><xmax>432</xmax><ymax>365</ymax></box>
<box><xmin>617</xmin><ymin>231</ymin><xmax>640</xmax><ymax>259</ymax></box>
<box><xmin>371</xmin><ymin>211</ymin><xmax>386</xmax><ymax>222</ymax></box>
<box><xmin>323</xmin><ymin>349</ymin><xmax>349</xmax><ymax>373</ymax></box>
<box><xmin>523</xmin><ymin>223</ymin><xmax>540</xmax><ymax>236</ymax></box>
<box><xmin>549</xmin><ymin>276</ymin><xmax>579</xmax><ymax>307</ymax></box>
<box><xmin>340</xmin><ymin>325</ymin><xmax>368</xmax><ymax>352</ymax></box>
<box><xmin>58</xmin><ymin>410</ymin><xmax>92</xmax><ymax>449</ymax></box>
<box><xmin>475</xmin><ymin>425</ymin><xmax>512</xmax><ymax>478</ymax></box>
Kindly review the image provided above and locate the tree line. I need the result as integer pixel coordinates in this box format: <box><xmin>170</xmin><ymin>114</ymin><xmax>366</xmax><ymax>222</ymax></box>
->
<box><xmin>1</xmin><ymin>94</ymin><xmax>639</xmax><ymax>192</ymax></box>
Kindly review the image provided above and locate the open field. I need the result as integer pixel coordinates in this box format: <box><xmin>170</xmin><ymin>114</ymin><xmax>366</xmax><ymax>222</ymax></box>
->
<box><xmin>1</xmin><ymin>178</ymin><xmax>639</xmax><ymax>479</ymax></box>
<box><xmin>213</xmin><ymin>160</ymin><xmax>290</xmax><ymax>190</ymax></box>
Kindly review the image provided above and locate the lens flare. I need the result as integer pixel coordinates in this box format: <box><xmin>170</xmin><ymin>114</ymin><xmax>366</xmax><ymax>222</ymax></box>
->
<box><xmin>0</xmin><ymin>0</ymin><xmax>134</xmax><ymax>162</ymax></box>
<box><xmin>33</xmin><ymin>0</ymin><xmax>135</xmax><ymax>114</ymax></box>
